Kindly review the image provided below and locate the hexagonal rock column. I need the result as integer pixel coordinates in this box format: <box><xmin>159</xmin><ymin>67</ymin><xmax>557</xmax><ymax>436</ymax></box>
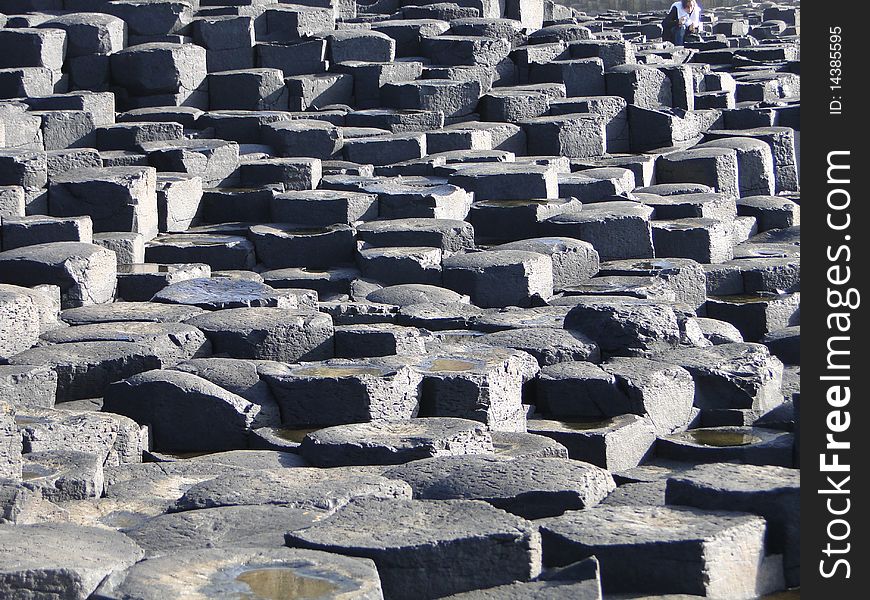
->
<box><xmin>637</xmin><ymin>191</ymin><xmax>738</xmax><ymax>221</ymax></box>
<box><xmin>598</xmin><ymin>257</ymin><xmax>707</xmax><ymax>310</ymax></box>
<box><xmin>110</xmin><ymin>42</ymin><xmax>208</xmax><ymax>108</ymax></box>
<box><xmin>704</xmin><ymin>127</ymin><xmax>798</xmax><ymax>193</ymax></box>
<box><xmin>102</xmin><ymin>369</ymin><xmax>260</xmax><ymax>453</ymax></box>
<box><xmin>705</xmin><ymin>292</ymin><xmax>800</xmax><ymax>342</ymax></box>
<box><xmin>356</xmin><ymin>218</ymin><xmax>475</xmax><ymax>255</ymax></box>
<box><xmin>48</xmin><ymin>166</ymin><xmax>158</xmax><ymax>240</ymax></box>
<box><xmin>737</xmin><ymin>195</ymin><xmax>800</xmax><ymax>232</ymax></box>
<box><xmin>605</xmin><ymin>64</ymin><xmax>672</xmax><ymax>109</ymax></box>
<box><xmin>185</xmin><ymin>307</ymin><xmax>333</xmax><ymax>363</ymax></box>
<box><xmin>651</xmin><ymin>217</ymin><xmax>735</xmax><ymax>264</ymax></box>
<box><xmin>699</xmin><ymin>137</ymin><xmax>775</xmax><ymax>197</ymax></box>
<box><xmin>477</xmin><ymin>328</ymin><xmax>600</xmax><ymax>366</ymax></box>
<box><xmin>298</xmin><ymin>417</ymin><xmax>494</xmax><ymax>467</ymax></box>
<box><xmin>17</xmin><ymin>405</ymin><xmax>143</xmax><ymax>467</ymax></box>
<box><xmin>538</xmin><ymin>505</ymin><xmax>768</xmax><ymax>598</ymax></box>
<box><xmin>0</xmin><ymin>365</ymin><xmax>58</xmax><ymax>409</ymax></box>
<box><xmin>0</xmin><ymin>399</ymin><xmax>22</xmax><ymax>480</ymax></box>
<box><xmin>655</xmin><ymin>342</ymin><xmax>784</xmax><ymax>413</ymax></box>
<box><xmin>285</xmin><ymin>497</ymin><xmax>541</xmax><ymax>600</ymax></box>
<box><xmin>656</xmin><ymin>147</ymin><xmax>740</xmax><ymax>199</ymax></box>
<box><xmin>657</xmin><ymin>426</ymin><xmax>794</xmax><ymax>467</ymax></box>
<box><xmin>262</xmin><ymin>119</ymin><xmax>343</xmax><ymax>159</ymax></box>
<box><xmin>171</xmin><ymin>468</ymin><xmax>411</xmax><ymax>512</ymax></box>
<box><xmin>271</xmin><ymin>189</ymin><xmax>378</xmax><ymax>227</ymax></box>
<box><xmin>442</xmin><ymin>250</ymin><xmax>553</xmax><ymax>308</ymax></box>
<box><xmin>527</xmin><ymin>415</ymin><xmax>656</xmax><ymax>471</ymax></box>
<box><xmin>493</xmin><ymin>237</ymin><xmax>599</xmax><ymax>289</ymax></box>
<box><xmin>357</xmin><ymin>246</ymin><xmax>443</xmax><ymax>286</ymax></box>
<box><xmin>145</xmin><ymin>233</ymin><xmax>256</xmax><ymax>271</ymax></box>
<box><xmin>563</xmin><ymin>297</ymin><xmax>681</xmax><ymax>358</ymax></box>
<box><xmin>343</xmin><ymin>133</ymin><xmax>426</xmax><ymax>166</ymax></box>
<box><xmin>249</xmin><ymin>223</ymin><xmax>356</xmax><ymax>269</ymax></box>
<box><xmin>381</xmin><ymin>79</ymin><xmax>481</xmax><ymax>118</ymax></box>
<box><xmin>0</xmin><ymin>523</ymin><xmax>144</xmax><ymax>600</ymax></box>
<box><xmin>92</xmin><ymin>548</ymin><xmax>383</xmax><ymax>600</ymax></box>
<box><xmin>468</xmin><ymin>198</ymin><xmax>582</xmax><ymax>244</ymax></box>
<box><xmin>0</xmin><ymin>285</ymin><xmax>41</xmax><ymax>361</ymax></box>
<box><xmin>7</xmin><ymin>341</ymin><xmax>163</xmax><ymax>402</ymax></box>
<box><xmin>412</xmin><ymin>348</ymin><xmax>537</xmax><ymax>432</ymax></box>
<box><xmin>541</xmin><ymin>201</ymin><xmax>654</xmax><ymax>261</ymax></box>
<box><xmin>21</xmin><ymin>449</ymin><xmax>104</xmax><ymax>502</ymax></box>
<box><xmin>384</xmin><ymin>455</ymin><xmax>615</xmax><ymax>519</ymax></box>
<box><xmin>521</xmin><ymin>113</ymin><xmax>606</xmax><ymax>158</ymax></box>
<box><xmin>666</xmin><ymin>462</ymin><xmax>800</xmax><ymax>586</ymax></box>
<box><xmin>141</xmin><ymin>139</ymin><xmax>240</xmax><ymax>188</ymax></box>
<box><xmin>259</xmin><ymin>358</ymin><xmax>422</xmax><ymax>427</ymax></box>
<box><xmin>536</xmin><ymin>358</ymin><xmax>695</xmax><ymax>435</ymax></box>
<box><xmin>0</xmin><ymin>242</ymin><xmax>116</xmax><ymax>309</ymax></box>
<box><xmin>448</xmin><ymin>164</ymin><xmax>559</xmax><ymax>201</ymax></box>
<box><xmin>334</xmin><ymin>323</ymin><xmax>430</xmax><ymax>358</ymax></box>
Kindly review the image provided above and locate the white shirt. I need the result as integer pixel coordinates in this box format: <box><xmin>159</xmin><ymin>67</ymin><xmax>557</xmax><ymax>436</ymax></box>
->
<box><xmin>670</xmin><ymin>1</ymin><xmax>703</xmax><ymax>31</ymax></box>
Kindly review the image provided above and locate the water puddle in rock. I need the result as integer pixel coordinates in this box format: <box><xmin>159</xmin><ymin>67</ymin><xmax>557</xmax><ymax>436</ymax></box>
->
<box><xmin>686</xmin><ymin>430</ymin><xmax>762</xmax><ymax>447</ymax></box>
<box><xmin>713</xmin><ymin>294</ymin><xmax>782</xmax><ymax>304</ymax></box>
<box><xmin>424</xmin><ymin>358</ymin><xmax>479</xmax><ymax>372</ymax></box>
<box><xmin>557</xmin><ymin>419</ymin><xmax>614</xmax><ymax>431</ymax></box>
<box><xmin>274</xmin><ymin>428</ymin><xmax>321</xmax><ymax>443</ymax></box>
<box><xmin>235</xmin><ymin>568</ymin><xmax>338</xmax><ymax>599</ymax></box>
<box><xmin>482</xmin><ymin>199</ymin><xmax>549</xmax><ymax>207</ymax></box>
<box><xmin>286</xmin><ymin>228</ymin><xmax>328</xmax><ymax>236</ymax></box>
<box><xmin>294</xmin><ymin>365</ymin><xmax>384</xmax><ymax>377</ymax></box>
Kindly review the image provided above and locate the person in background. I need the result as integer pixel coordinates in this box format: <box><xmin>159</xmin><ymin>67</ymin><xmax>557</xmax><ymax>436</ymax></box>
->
<box><xmin>670</xmin><ymin>0</ymin><xmax>703</xmax><ymax>46</ymax></box>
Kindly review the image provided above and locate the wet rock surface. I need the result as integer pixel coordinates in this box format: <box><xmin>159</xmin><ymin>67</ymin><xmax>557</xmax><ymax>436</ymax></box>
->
<box><xmin>0</xmin><ymin>0</ymin><xmax>799</xmax><ymax>597</ymax></box>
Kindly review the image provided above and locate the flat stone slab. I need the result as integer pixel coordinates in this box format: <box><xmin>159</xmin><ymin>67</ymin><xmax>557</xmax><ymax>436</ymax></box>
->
<box><xmin>384</xmin><ymin>455</ymin><xmax>614</xmax><ymax>519</ymax></box>
<box><xmin>299</xmin><ymin>417</ymin><xmax>494</xmax><ymax>467</ymax></box>
<box><xmin>172</xmin><ymin>467</ymin><xmax>410</xmax><ymax>513</ymax></box>
<box><xmin>286</xmin><ymin>497</ymin><xmax>542</xmax><ymax>600</ymax></box>
<box><xmin>0</xmin><ymin>523</ymin><xmax>144</xmax><ymax>600</ymax></box>
<box><xmin>440</xmin><ymin>579</ymin><xmax>601</xmax><ymax>600</ymax></box>
<box><xmin>124</xmin><ymin>505</ymin><xmax>329</xmax><ymax>557</ymax></box>
<box><xmin>152</xmin><ymin>278</ymin><xmax>297</xmax><ymax>310</ymax></box>
<box><xmin>61</xmin><ymin>301</ymin><xmax>205</xmax><ymax>325</ymax></box>
<box><xmin>93</xmin><ymin>547</ymin><xmax>384</xmax><ymax>600</ymax></box>
<box><xmin>40</xmin><ymin>321</ymin><xmax>211</xmax><ymax>367</ymax></box>
<box><xmin>538</xmin><ymin>505</ymin><xmax>768</xmax><ymax>598</ymax></box>
<box><xmin>367</xmin><ymin>283</ymin><xmax>469</xmax><ymax>307</ymax></box>
<box><xmin>491</xmin><ymin>431</ymin><xmax>570</xmax><ymax>460</ymax></box>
